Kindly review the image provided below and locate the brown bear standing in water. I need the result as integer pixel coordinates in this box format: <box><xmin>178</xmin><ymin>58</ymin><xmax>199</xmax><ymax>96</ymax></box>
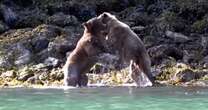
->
<box><xmin>63</xmin><ymin>18</ymin><xmax>106</xmax><ymax>87</ymax></box>
<box><xmin>93</xmin><ymin>12</ymin><xmax>155</xmax><ymax>86</ymax></box>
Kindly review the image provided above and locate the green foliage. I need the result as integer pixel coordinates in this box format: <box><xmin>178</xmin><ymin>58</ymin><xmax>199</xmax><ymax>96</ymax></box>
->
<box><xmin>156</xmin><ymin>11</ymin><xmax>187</xmax><ymax>32</ymax></box>
<box><xmin>192</xmin><ymin>18</ymin><xmax>208</xmax><ymax>33</ymax></box>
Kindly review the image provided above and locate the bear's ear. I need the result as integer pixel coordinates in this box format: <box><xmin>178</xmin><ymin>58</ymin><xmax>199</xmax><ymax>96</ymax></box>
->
<box><xmin>82</xmin><ymin>22</ymin><xmax>87</xmax><ymax>28</ymax></box>
<box><xmin>103</xmin><ymin>12</ymin><xmax>108</xmax><ymax>18</ymax></box>
<box><xmin>82</xmin><ymin>22</ymin><xmax>92</xmax><ymax>32</ymax></box>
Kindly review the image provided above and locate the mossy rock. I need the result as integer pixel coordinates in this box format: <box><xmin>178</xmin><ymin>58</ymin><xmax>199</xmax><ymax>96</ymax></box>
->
<box><xmin>191</xmin><ymin>18</ymin><xmax>208</xmax><ymax>33</ymax></box>
<box><xmin>202</xmin><ymin>75</ymin><xmax>208</xmax><ymax>80</ymax></box>
<box><xmin>155</xmin><ymin>11</ymin><xmax>188</xmax><ymax>33</ymax></box>
<box><xmin>156</xmin><ymin>63</ymin><xmax>191</xmax><ymax>81</ymax></box>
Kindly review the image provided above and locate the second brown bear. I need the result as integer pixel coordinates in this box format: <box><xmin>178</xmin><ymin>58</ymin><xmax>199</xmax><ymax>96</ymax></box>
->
<box><xmin>63</xmin><ymin>19</ymin><xmax>106</xmax><ymax>87</ymax></box>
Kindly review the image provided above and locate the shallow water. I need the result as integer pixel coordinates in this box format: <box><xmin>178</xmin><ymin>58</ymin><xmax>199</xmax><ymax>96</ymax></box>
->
<box><xmin>0</xmin><ymin>87</ymin><xmax>208</xmax><ymax>110</ymax></box>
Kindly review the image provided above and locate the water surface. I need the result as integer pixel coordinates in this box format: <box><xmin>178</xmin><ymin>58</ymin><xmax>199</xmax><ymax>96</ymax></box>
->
<box><xmin>0</xmin><ymin>87</ymin><xmax>208</xmax><ymax>110</ymax></box>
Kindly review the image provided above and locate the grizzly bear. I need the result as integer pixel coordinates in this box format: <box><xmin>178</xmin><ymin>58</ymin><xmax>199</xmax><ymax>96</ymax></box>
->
<box><xmin>94</xmin><ymin>12</ymin><xmax>155</xmax><ymax>86</ymax></box>
<box><xmin>63</xmin><ymin>19</ymin><xmax>106</xmax><ymax>87</ymax></box>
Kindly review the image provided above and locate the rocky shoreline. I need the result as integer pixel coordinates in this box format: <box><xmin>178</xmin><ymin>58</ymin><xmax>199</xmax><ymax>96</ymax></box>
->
<box><xmin>0</xmin><ymin>0</ymin><xmax>208</xmax><ymax>88</ymax></box>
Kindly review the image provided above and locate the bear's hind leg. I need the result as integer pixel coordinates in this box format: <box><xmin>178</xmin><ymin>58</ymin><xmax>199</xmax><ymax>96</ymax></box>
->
<box><xmin>129</xmin><ymin>60</ymin><xmax>153</xmax><ymax>87</ymax></box>
<box><xmin>78</xmin><ymin>74</ymin><xmax>88</xmax><ymax>87</ymax></box>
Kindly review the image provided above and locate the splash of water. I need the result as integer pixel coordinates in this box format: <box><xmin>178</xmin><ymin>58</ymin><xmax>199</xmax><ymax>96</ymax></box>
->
<box><xmin>136</xmin><ymin>72</ymin><xmax>153</xmax><ymax>87</ymax></box>
<box><xmin>129</xmin><ymin>60</ymin><xmax>153</xmax><ymax>87</ymax></box>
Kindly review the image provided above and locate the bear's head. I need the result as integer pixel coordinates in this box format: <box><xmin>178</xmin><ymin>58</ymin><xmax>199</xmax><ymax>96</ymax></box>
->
<box><xmin>81</xmin><ymin>17</ymin><xmax>108</xmax><ymax>55</ymax></box>
<box><xmin>97</xmin><ymin>12</ymin><xmax>117</xmax><ymax>25</ymax></box>
<box><xmin>82</xmin><ymin>17</ymin><xmax>107</xmax><ymax>36</ymax></box>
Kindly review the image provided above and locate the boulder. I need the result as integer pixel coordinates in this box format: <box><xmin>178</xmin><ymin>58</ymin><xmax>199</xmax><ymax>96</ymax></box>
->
<box><xmin>201</xmin><ymin>36</ymin><xmax>208</xmax><ymax>55</ymax></box>
<box><xmin>27</xmin><ymin>76</ymin><xmax>43</xmax><ymax>85</ymax></box>
<box><xmin>46</xmin><ymin>12</ymin><xmax>79</xmax><ymax>27</ymax></box>
<box><xmin>13</xmin><ymin>44</ymin><xmax>32</xmax><ymax>66</ymax></box>
<box><xmin>44</xmin><ymin>57</ymin><xmax>60</xmax><ymax>68</ymax></box>
<box><xmin>0</xmin><ymin>21</ymin><xmax>9</xmax><ymax>34</ymax></box>
<box><xmin>38</xmin><ymin>72</ymin><xmax>49</xmax><ymax>81</ymax></box>
<box><xmin>17</xmin><ymin>67</ymin><xmax>34</xmax><ymax>81</ymax></box>
<box><xmin>148</xmin><ymin>44</ymin><xmax>183</xmax><ymax>65</ymax></box>
<box><xmin>43</xmin><ymin>1</ymin><xmax>96</xmax><ymax>21</ymax></box>
<box><xmin>31</xmin><ymin>37</ymin><xmax>49</xmax><ymax>53</ymax></box>
<box><xmin>172</xmin><ymin>69</ymin><xmax>196</xmax><ymax>82</ymax></box>
<box><xmin>32</xmin><ymin>24</ymin><xmax>61</xmax><ymax>39</ymax></box>
<box><xmin>1</xmin><ymin>70</ymin><xmax>16</xmax><ymax>78</ymax></box>
<box><xmin>15</xmin><ymin>9</ymin><xmax>48</xmax><ymax>28</ymax></box>
<box><xmin>2</xmin><ymin>43</ymin><xmax>32</xmax><ymax>67</ymax></box>
<box><xmin>49</xmin><ymin>68</ymin><xmax>63</xmax><ymax>81</ymax></box>
<box><xmin>165</xmin><ymin>31</ymin><xmax>189</xmax><ymax>43</ymax></box>
<box><xmin>200</xmin><ymin>55</ymin><xmax>208</xmax><ymax>68</ymax></box>
<box><xmin>0</xmin><ymin>55</ymin><xmax>12</xmax><ymax>69</ymax></box>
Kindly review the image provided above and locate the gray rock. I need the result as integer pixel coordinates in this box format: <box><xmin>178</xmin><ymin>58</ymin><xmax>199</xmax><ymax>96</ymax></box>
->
<box><xmin>201</xmin><ymin>36</ymin><xmax>208</xmax><ymax>55</ymax></box>
<box><xmin>48</xmin><ymin>39</ymin><xmax>75</xmax><ymax>55</ymax></box>
<box><xmin>27</xmin><ymin>76</ymin><xmax>43</xmax><ymax>85</ymax></box>
<box><xmin>18</xmin><ymin>73</ymin><xmax>34</xmax><ymax>81</ymax></box>
<box><xmin>13</xmin><ymin>44</ymin><xmax>32</xmax><ymax>66</ymax></box>
<box><xmin>200</xmin><ymin>55</ymin><xmax>208</xmax><ymax>68</ymax></box>
<box><xmin>172</xmin><ymin>69</ymin><xmax>196</xmax><ymax>82</ymax></box>
<box><xmin>0</xmin><ymin>55</ymin><xmax>12</xmax><ymax>69</ymax></box>
<box><xmin>17</xmin><ymin>67</ymin><xmax>34</xmax><ymax>81</ymax></box>
<box><xmin>15</xmin><ymin>9</ymin><xmax>48</xmax><ymax>28</ymax></box>
<box><xmin>0</xmin><ymin>21</ymin><xmax>9</xmax><ymax>34</ymax></box>
<box><xmin>201</xmin><ymin>36</ymin><xmax>208</xmax><ymax>49</ymax></box>
<box><xmin>94</xmin><ymin>53</ymin><xmax>120</xmax><ymax>73</ymax></box>
<box><xmin>47</xmin><ymin>12</ymin><xmax>79</xmax><ymax>27</ymax></box>
<box><xmin>185</xmin><ymin>80</ymin><xmax>208</xmax><ymax>87</ymax></box>
<box><xmin>148</xmin><ymin>44</ymin><xmax>183</xmax><ymax>65</ymax></box>
<box><xmin>202</xmin><ymin>74</ymin><xmax>208</xmax><ymax>80</ymax></box>
<box><xmin>131</xmin><ymin>26</ymin><xmax>145</xmax><ymax>32</ymax></box>
<box><xmin>32</xmin><ymin>37</ymin><xmax>49</xmax><ymax>53</ymax></box>
<box><xmin>183</xmin><ymin>50</ymin><xmax>194</xmax><ymax>63</ymax></box>
<box><xmin>1</xmin><ymin>70</ymin><xmax>16</xmax><ymax>78</ymax></box>
<box><xmin>97</xmin><ymin>53</ymin><xmax>120</xmax><ymax>67</ymax></box>
<box><xmin>44</xmin><ymin>57</ymin><xmax>60</xmax><ymax>68</ymax></box>
<box><xmin>38</xmin><ymin>35</ymin><xmax>77</xmax><ymax>61</ymax></box>
<box><xmin>165</xmin><ymin>31</ymin><xmax>189</xmax><ymax>43</ymax></box>
<box><xmin>1</xmin><ymin>43</ymin><xmax>32</xmax><ymax>67</ymax></box>
<box><xmin>50</xmin><ymin>69</ymin><xmax>63</xmax><ymax>80</ymax></box>
<box><xmin>195</xmin><ymin>71</ymin><xmax>208</xmax><ymax>79</ymax></box>
<box><xmin>26</xmin><ymin>76</ymin><xmax>36</xmax><ymax>84</ymax></box>
<box><xmin>39</xmin><ymin>72</ymin><xmax>49</xmax><ymax>81</ymax></box>
<box><xmin>122</xmin><ymin>7</ymin><xmax>152</xmax><ymax>26</ymax></box>
<box><xmin>32</xmin><ymin>24</ymin><xmax>61</xmax><ymax>39</ymax></box>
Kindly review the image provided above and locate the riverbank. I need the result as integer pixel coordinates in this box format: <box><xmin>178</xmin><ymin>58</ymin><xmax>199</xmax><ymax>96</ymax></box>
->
<box><xmin>1</xmin><ymin>62</ymin><xmax>208</xmax><ymax>88</ymax></box>
<box><xmin>1</xmin><ymin>0</ymin><xmax>208</xmax><ymax>88</ymax></box>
